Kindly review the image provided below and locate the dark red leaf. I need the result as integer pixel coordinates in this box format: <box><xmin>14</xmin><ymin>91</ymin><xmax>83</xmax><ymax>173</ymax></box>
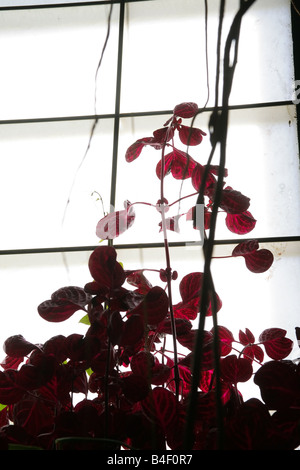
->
<box><xmin>239</xmin><ymin>328</ymin><xmax>255</xmax><ymax>345</ymax></box>
<box><xmin>152</xmin><ymin>126</ymin><xmax>174</xmax><ymax>144</ymax></box>
<box><xmin>232</xmin><ymin>240</ymin><xmax>274</xmax><ymax>273</ymax></box>
<box><xmin>120</xmin><ymin>374</ymin><xmax>150</xmax><ymax>403</ymax></box>
<box><xmin>220</xmin><ymin>354</ymin><xmax>253</xmax><ymax>384</ymax></box>
<box><xmin>125</xmin><ymin>137</ymin><xmax>154</xmax><ymax>162</ymax></box>
<box><xmin>173</xmin><ymin>272</ymin><xmax>222</xmax><ymax>319</ymax></box>
<box><xmin>38</xmin><ymin>286</ymin><xmax>91</xmax><ymax>323</ymax></box>
<box><xmin>242</xmin><ymin>344</ymin><xmax>264</xmax><ymax>363</ymax></box>
<box><xmin>258</xmin><ymin>328</ymin><xmax>293</xmax><ymax>360</ymax></box>
<box><xmin>156</xmin><ymin>148</ymin><xmax>197</xmax><ymax>180</ymax></box>
<box><xmin>224</xmin><ymin>398</ymin><xmax>273</xmax><ymax>450</ymax></box>
<box><xmin>191</xmin><ymin>164</ymin><xmax>216</xmax><ymax>193</ymax></box>
<box><xmin>96</xmin><ymin>202</ymin><xmax>135</xmax><ymax>240</ymax></box>
<box><xmin>0</xmin><ymin>370</ymin><xmax>24</xmax><ymax>404</ymax></box>
<box><xmin>88</xmin><ymin>246</ymin><xmax>125</xmax><ymax>290</ymax></box>
<box><xmin>3</xmin><ymin>335</ymin><xmax>38</xmax><ymax>358</ymax></box>
<box><xmin>43</xmin><ymin>335</ymin><xmax>68</xmax><ymax>363</ymax></box>
<box><xmin>212</xmin><ymin>326</ymin><xmax>234</xmax><ymax>356</ymax></box>
<box><xmin>232</xmin><ymin>239</ymin><xmax>259</xmax><ymax>256</ymax></box>
<box><xmin>107</xmin><ymin>310</ymin><xmax>123</xmax><ymax>346</ymax></box>
<box><xmin>243</xmin><ymin>249</ymin><xmax>274</xmax><ymax>273</ymax></box>
<box><xmin>179</xmin><ymin>125</ymin><xmax>206</xmax><ymax>146</ymax></box>
<box><xmin>0</xmin><ymin>356</ymin><xmax>24</xmax><ymax>371</ymax></box>
<box><xmin>225</xmin><ymin>211</ymin><xmax>257</xmax><ymax>234</ymax></box>
<box><xmin>119</xmin><ymin>314</ymin><xmax>145</xmax><ymax>347</ymax></box>
<box><xmin>254</xmin><ymin>361</ymin><xmax>300</xmax><ymax>409</ymax></box>
<box><xmin>131</xmin><ymin>351</ymin><xmax>155</xmax><ymax>376</ymax></box>
<box><xmin>173</xmin><ymin>102</ymin><xmax>198</xmax><ymax>118</ymax></box>
<box><xmin>141</xmin><ymin>387</ymin><xmax>177</xmax><ymax>431</ymax></box>
<box><xmin>219</xmin><ymin>188</ymin><xmax>250</xmax><ymax>214</ymax></box>
<box><xmin>127</xmin><ymin>286</ymin><xmax>168</xmax><ymax>325</ymax></box>
<box><xmin>125</xmin><ymin>270</ymin><xmax>152</xmax><ymax>295</ymax></box>
<box><xmin>151</xmin><ymin>362</ymin><xmax>171</xmax><ymax>386</ymax></box>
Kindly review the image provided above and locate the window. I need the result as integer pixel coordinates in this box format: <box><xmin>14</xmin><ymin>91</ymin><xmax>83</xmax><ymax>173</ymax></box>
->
<box><xmin>0</xmin><ymin>0</ymin><xmax>299</xmax><ymax>401</ymax></box>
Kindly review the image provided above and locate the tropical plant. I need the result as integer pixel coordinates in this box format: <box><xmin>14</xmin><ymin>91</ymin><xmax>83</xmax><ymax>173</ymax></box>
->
<box><xmin>0</xmin><ymin>0</ymin><xmax>299</xmax><ymax>451</ymax></box>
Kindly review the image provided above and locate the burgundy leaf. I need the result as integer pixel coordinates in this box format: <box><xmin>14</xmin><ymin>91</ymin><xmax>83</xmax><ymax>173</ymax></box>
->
<box><xmin>232</xmin><ymin>239</ymin><xmax>259</xmax><ymax>256</ymax></box>
<box><xmin>141</xmin><ymin>387</ymin><xmax>177</xmax><ymax>431</ymax></box>
<box><xmin>179</xmin><ymin>125</ymin><xmax>206</xmax><ymax>146</ymax></box>
<box><xmin>88</xmin><ymin>246</ymin><xmax>125</xmax><ymax>290</ymax></box>
<box><xmin>212</xmin><ymin>326</ymin><xmax>234</xmax><ymax>356</ymax></box>
<box><xmin>191</xmin><ymin>164</ymin><xmax>216</xmax><ymax>193</ymax></box>
<box><xmin>131</xmin><ymin>351</ymin><xmax>155</xmax><ymax>377</ymax></box>
<box><xmin>43</xmin><ymin>335</ymin><xmax>68</xmax><ymax>363</ymax></box>
<box><xmin>3</xmin><ymin>335</ymin><xmax>38</xmax><ymax>358</ymax></box>
<box><xmin>150</xmin><ymin>362</ymin><xmax>171</xmax><ymax>386</ymax></box>
<box><xmin>173</xmin><ymin>102</ymin><xmax>198</xmax><ymax>118</ymax></box>
<box><xmin>220</xmin><ymin>354</ymin><xmax>253</xmax><ymax>384</ymax></box>
<box><xmin>254</xmin><ymin>361</ymin><xmax>300</xmax><ymax>409</ymax></box>
<box><xmin>38</xmin><ymin>286</ymin><xmax>91</xmax><ymax>323</ymax></box>
<box><xmin>167</xmin><ymin>361</ymin><xmax>192</xmax><ymax>397</ymax></box>
<box><xmin>232</xmin><ymin>240</ymin><xmax>274</xmax><ymax>273</ymax></box>
<box><xmin>119</xmin><ymin>314</ymin><xmax>145</xmax><ymax>347</ymax></box>
<box><xmin>152</xmin><ymin>126</ymin><xmax>174</xmax><ymax>144</ymax></box>
<box><xmin>156</xmin><ymin>148</ymin><xmax>197</xmax><ymax>180</ymax></box>
<box><xmin>125</xmin><ymin>137</ymin><xmax>154</xmax><ymax>162</ymax></box>
<box><xmin>238</xmin><ymin>328</ymin><xmax>264</xmax><ymax>362</ymax></box>
<box><xmin>219</xmin><ymin>188</ymin><xmax>250</xmax><ymax>214</ymax></box>
<box><xmin>158</xmin><ymin>317</ymin><xmax>192</xmax><ymax>336</ymax></box>
<box><xmin>242</xmin><ymin>344</ymin><xmax>264</xmax><ymax>363</ymax></box>
<box><xmin>258</xmin><ymin>328</ymin><xmax>293</xmax><ymax>360</ymax></box>
<box><xmin>127</xmin><ymin>286</ymin><xmax>169</xmax><ymax>325</ymax></box>
<box><xmin>239</xmin><ymin>328</ymin><xmax>255</xmax><ymax>345</ymax></box>
<box><xmin>0</xmin><ymin>370</ymin><xmax>24</xmax><ymax>404</ymax></box>
<box><xmin>125</xmin><ymin>270</ymin><xmax>152</xmax><ymax>295</ymax></box>
<box><xmin>225</xmin><ymin>210</ymin><xmax>257</xmax><ymax>234</ymax></box>
<box><xmin>107</xmin><ymin>310</ymin><xmax>123</xmax><ymax>346</ymax></box>
<box><xmin>224</xmin><ymin>398</ymin><xmax>273</xmax><ymax>450</ymax></box>
<box><xmin>174</xmin><ymin>272</ymin><xmax>222</xmax><ymax>319</ymax></box>
<box><xmin>96</xmin><ymin>202</ymin><xmax>135</xmax><ymax>240</ymax></box>
<box><xmin>120</xmin><ymin>374</ymin><xmax>150</xmax><ymax>403</ymax></box>
<box><xmin>0</xmin><ymin>355</ymin><xmax>24</xmax><ymax>371</ymax></box>
<box><xmin>243</xmin><ymin>249</ymin><xmax>274</xmax><ymax>274</ymax></box>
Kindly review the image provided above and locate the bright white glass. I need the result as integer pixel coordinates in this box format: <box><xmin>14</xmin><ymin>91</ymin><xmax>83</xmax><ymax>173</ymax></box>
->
<box><xmin>0</xmin><ymin>4</ymin><xmax>119</xmax><ymax>119</ymax></box>
<box><xmin>121</xmin><ymin>0</ymin><xmax>294</xmax><ymax>113</ymax></box>
<box><xmin>116</xmin><ymin>103</ymin><xmax>300</xmax><ymax>245</ymax></box>
<box><xmin>0</xmin><ymin>119</ymin><xmax>114</xmax><ymax>250</ymax></box>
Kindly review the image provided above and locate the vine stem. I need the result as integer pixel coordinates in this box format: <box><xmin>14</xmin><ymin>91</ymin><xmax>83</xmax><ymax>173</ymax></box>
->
<box><xmin>159</xmin><ymin>141</ymin><xmax>180</xmax><ymax>401</ymax></box>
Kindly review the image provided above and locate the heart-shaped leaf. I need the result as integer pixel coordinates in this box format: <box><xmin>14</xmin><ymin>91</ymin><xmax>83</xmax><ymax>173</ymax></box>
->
<box><xmin>173</xmin><ymin>102</ymin><xmax>198</xmax><ymax>118</ymax></box>
<box><xmin>38</xmin><ymin>286</ymin><xmax>91</xmax><ymax>323</ymax></box>
<box><xmin>258</xmin><ymin>328</ymin><xmax>293</xmax><ymax>360</ymax></box>
<box><xmin>220</xmin><ymin>354</ymin><xmax>253</xmax><ymax>384</ymax></box>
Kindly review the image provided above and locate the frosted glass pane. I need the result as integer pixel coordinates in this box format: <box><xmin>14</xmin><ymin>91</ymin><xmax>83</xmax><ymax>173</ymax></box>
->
<box><xmin>0</xmin><ymin>250</ymin><xmax>92</xmax><ymax>351</ymax></box>
<box><xmin>0</xmin><ymin>1</ymin><xmax>106</xmax><ymax>5</ymax></box>
<box><xmin>121</xmin><ymin>0</ymin><xmax>294</xmax><ymax>113</ymax></box>
<box><xmin>115</xmin><ymin>103</ymin><xmax>300</xmax><ymax>245</ymax></box>
<box><xmin>0</xmin><ymin>4</ymin><xmax>119</xmax><ymax>119</ymax></box>
<box><xmin>0</xmin><ymin>119</ymin><xmax>114</xmax><ymax>249</ymax></box>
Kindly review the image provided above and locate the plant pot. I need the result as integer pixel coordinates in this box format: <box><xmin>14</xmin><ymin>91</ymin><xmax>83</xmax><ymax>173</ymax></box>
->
<box><xmin>55</xmin><ymin>437</ymin><xmax>121</xmax><ymax>450</ymax></box>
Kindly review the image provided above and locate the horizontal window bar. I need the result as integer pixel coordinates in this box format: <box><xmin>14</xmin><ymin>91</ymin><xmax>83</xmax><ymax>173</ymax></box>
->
<box><xmin>0</xmin><ymin>100</ymin><xmax>294</xmax><ymax>126</ymax></box>
<box><xmin>0</xmin><ymin>0</ymin><xmax>152</xmax><ymax>11</ymax></box>
<box><xmin>0</xmin><ymin>236</ymin><xmax>299</xmax><ymax>256</ymax></box>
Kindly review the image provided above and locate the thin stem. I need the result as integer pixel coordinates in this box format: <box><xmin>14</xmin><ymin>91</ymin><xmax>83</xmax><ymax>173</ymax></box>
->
<box><xmin>160</xmin><ymin>142</ymin><xmax>180</xmax><ymax>401</ymax></box>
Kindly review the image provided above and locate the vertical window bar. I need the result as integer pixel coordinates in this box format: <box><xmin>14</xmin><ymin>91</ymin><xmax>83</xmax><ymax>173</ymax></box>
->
<box><xmin>109</xmin><ymin>0</ymin><xmax>125</xmax><ymax>214</ymax></box>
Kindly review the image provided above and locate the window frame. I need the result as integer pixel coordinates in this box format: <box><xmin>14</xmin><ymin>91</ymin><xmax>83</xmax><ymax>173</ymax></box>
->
<box><xmin>0</xmin><ymin>0</ymin><xmax>299</xmax><ymax>258</ymax></box>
